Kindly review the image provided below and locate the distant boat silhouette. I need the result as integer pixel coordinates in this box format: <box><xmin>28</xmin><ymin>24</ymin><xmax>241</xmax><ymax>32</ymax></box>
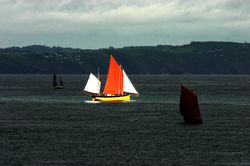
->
<box><xmin>53</xmin><ymin>73</ymin><xmax>64</xmax><ymax>89</ymax></box>
<box><xmin>179</xmin><ymin>85</ymin><xmax>202</xmax><ymax>124</ymax></box>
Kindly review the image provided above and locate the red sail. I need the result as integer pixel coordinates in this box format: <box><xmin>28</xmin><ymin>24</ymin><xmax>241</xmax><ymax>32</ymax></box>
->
<box><xmin>179</xmin><ymin>85</ymin><xmax>203</xmax><ymax>124</ymax></box>
<box><xmin>103</xmin><ymin>55</ymin><xmax>124</xmax><ymax>95</ymax></box>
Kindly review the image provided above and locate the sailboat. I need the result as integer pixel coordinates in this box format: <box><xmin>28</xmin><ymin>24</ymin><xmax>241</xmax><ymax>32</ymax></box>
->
<box><xmin>53</xmin><ymin>73</ymin><xmax>64</xmax><ymax>89</ymax></box>
<box><xmin>83</xmin><ymin>55</ymin><xmax>139</xmax><ymax>102</ymax></box>
<box><xmin>179</xmin><ymin>85</ymin><xmax>202</xmax><ymax>124</ymax></box>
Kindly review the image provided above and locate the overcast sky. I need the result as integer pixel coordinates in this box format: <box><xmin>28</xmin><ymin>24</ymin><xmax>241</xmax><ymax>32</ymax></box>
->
<box><xmin>0</xmin><ymin>0</ymin><xmax>250</xmax><ymax>49</ymax></box>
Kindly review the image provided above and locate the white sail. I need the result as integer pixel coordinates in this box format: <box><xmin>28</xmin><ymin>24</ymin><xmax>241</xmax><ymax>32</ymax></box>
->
<box><xmin>84</xmin><ymin>73</ymin><xmax>101</xmax><ymax>94</ymax></box>
<box><xmin>123</xmin><ymin>70</ymin><xmax>139</xmax><ymax>95</ymax></box>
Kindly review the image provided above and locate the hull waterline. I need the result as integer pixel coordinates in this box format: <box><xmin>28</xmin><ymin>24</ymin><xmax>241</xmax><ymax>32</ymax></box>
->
<box><xmin>92</xmin><ymin>94</ymin><xmax>130</xmax><ymax>102</ymax></box>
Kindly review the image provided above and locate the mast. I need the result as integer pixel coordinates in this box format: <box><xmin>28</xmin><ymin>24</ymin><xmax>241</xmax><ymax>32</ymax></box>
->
<box><xmin>118</xmin><ymin>65</ymin><xmax>124</xmax><ymax>95</ymax></box>
<box><xmin>97</xmin><ymin>68</ymin><xmax>100</xmax><ymax>95</ymax></box>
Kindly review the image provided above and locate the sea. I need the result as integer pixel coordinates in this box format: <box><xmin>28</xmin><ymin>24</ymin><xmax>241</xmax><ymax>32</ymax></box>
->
<box><xmin>0</xmin><ymin>74</ymin><xmax>250</xmax><ymax>165</ymax></box>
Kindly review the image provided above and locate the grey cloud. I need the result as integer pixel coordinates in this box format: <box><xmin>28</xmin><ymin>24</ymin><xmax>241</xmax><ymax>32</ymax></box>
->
<box><xmin>0</xmin><ymin>0</ymin><xmax>250</xmax><ymax>48</ymax></box>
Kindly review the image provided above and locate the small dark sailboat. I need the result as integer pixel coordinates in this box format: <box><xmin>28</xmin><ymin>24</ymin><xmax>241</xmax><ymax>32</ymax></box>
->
<box><xmin>179</xmin><ymin>85</ymin><xmax>202</xmax><ymax>124</ymax></box>
<box><xmin>53</xmin><ymin>73</ymin><xmax>64</xmax><ymax>89</ymax></box>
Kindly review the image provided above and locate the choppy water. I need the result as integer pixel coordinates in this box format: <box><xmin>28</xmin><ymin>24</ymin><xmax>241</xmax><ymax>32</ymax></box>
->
<box><xmin>0</xmin><ymin>74</ymin><xmax>250</xmax><ymax>165</ymax></box>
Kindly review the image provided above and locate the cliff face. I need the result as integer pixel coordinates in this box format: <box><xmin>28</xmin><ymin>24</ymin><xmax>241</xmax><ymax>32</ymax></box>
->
<box><xmin>0</xmin><ymin>41</ymin><xmax>250</xmax><ymax>74</ymax></box>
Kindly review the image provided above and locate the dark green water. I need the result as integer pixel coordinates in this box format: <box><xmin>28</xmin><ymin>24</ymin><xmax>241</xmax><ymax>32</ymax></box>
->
<box><xmin>0</xmin><ymin>74</ymin><xmax>250</xmax><ymax>165</ymax></box>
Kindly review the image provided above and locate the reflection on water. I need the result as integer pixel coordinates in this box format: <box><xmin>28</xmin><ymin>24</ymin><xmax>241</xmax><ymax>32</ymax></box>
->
<box><xmin>84</xmin><ymin>100</ymin><xmax>101</xmax><ymax>104</ymax></box>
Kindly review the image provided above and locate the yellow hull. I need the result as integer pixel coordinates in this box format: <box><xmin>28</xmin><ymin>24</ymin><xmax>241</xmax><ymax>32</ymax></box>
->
<box><xmin>92</xmin><ymin>94</ymin><xmax>130</xmax><ymax>102</ymax></box>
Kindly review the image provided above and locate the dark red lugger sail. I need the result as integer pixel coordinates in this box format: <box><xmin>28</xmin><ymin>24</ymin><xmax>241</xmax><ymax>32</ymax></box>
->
<box><xmin>179</xmin><ymin>85</ymin><xmax>203</xmax><ymax>124</ymax></box>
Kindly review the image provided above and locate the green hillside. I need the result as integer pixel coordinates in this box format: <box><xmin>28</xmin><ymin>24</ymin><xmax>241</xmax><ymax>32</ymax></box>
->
<box><xmin>0</xmin><ymin>41</ymin><xmax>250</xmax><ymax>74</ymax></box>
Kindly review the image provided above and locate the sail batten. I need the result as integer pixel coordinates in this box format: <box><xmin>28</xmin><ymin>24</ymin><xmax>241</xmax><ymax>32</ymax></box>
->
<box><xmin>123</xmin><ymin>70</ymin><xmax>139</xmax><ymax>95</ymax></box>
<box><xmin>84</xmin><ymin>73</ymin><xmax>101</xmax><ymax>94</ymax></box>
